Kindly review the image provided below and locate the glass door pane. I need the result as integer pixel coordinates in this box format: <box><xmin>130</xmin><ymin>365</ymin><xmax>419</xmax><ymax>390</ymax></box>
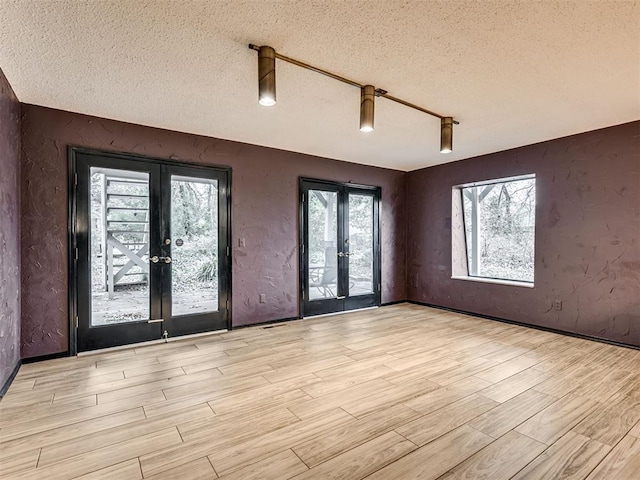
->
<box><xmin>170</xmin><ymin>175</ymin><xmax>219</xmax><ymax>316</ymax></box>
<box><xmin>90</xmin><ymin>167</ymin><xmax>151</xmax><ymax>326</ymax></box>
<box><xmin>348</xmin><ymin>193</ymin><xmax>374</xmax><ymax>295</ymax></box>
<box><xmin>308</xmin><ymin>189</ymin><xmax>339</xmax><ymax>300</ymax></box>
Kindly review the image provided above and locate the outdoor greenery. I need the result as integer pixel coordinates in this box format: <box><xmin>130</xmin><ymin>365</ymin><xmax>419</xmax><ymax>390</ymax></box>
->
<box><xmin>89</xmin><ymin>171</ymin><xmax>219</xmax><ymax>320</ymax></box>
<box><xmin>347</xmin><ymin>194</ymin><xmax>374</xmax><ymax>287</ymax></box>
<box><xmin>170</xmin><ymin>178</ymin><xmax>218</xmax><ymax>294</ymax></box>
<box><xmin>462</xmin><ymin>177</ymin><xmax>536</xmax><ymax>282</ymax></box>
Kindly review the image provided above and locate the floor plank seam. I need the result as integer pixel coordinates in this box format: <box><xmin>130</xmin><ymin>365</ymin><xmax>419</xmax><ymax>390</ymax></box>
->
<box><xmin>136</xmin><ymin>457</ymin><xmax>144</xmax><ymax>478</ymax></box>
<box><xmin>290</xmin><ymin>447</ymin><xmax>312</xmax><ymax>470</ymax></box>
<box><xmin>392</xmin><ymin>428</ymin><xmax>421</xmax><ymax>448</ymax></box>
<box><xmin>205</xmin><ymin>455</ymin><xmax>219</xmax><ymax>478</ymax></box>
<box><xmin>34</xmin><ymin>447</ymin><xmax>42</xmax><ymax>469</ymax></box>
<box><xmin>175</xmin><ymin>424</ymin><xmax>185</xmax><ymax>443</ymax></box>
<box><xmin>581</xmin><ymin>416</ymin><xmax>640</xmax><ymax>479</ymax></box>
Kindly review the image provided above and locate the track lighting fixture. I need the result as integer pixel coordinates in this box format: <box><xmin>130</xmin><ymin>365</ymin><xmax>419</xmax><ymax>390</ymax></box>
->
<box><xmin>249</xmin><ymin>44</ymin><xmax>459</xmax><ymax>152</ymax></box>
<box><xmin>258</xmin><ymin>46</ymin><xmax>276</xmax><ymax>106</ymax></box>
<box><xmin>440</xmin><ymin>117</ymin><xmax>453</xmax><ymax>153</ymax></box>
<box><xmin>359</xmin><ymin>85</ymin><xmax>375</xmax><ymax>132</ymax></box>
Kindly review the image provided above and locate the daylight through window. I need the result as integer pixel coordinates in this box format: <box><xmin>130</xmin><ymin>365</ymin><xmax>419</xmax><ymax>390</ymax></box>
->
<box><xmin>461</xmin><ymin>175</ymin><xmax>536</xmax><ymax>283</ymax></box>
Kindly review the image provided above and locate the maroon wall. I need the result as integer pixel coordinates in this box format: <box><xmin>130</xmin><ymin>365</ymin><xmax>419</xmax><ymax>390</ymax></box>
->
<box><xmin>19</xmin><ymin>102</ymin><xmax>638</xmax><ymax>358</ymax></box>
<box><xmin>20</xmin><ymin>105</ymin><xmax>407</xmax><ymax>358</ymax></box>
<box><xmin>407</xmin><ymin>122</ymin><xmax>640</xmax><ymax>346</ymax></box>
<box><xmin>0</xmin><ymin>68</ymin><xmax>21</xmax><ymax>389</ymax></box>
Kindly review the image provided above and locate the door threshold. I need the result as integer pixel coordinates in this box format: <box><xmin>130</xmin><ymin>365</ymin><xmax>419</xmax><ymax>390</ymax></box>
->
<box><xmin>303</xmin><ymin>305</ymin><xmax>378</xmax><ymax>319</ymax></box>
<box><xmin>77</xmin><ymin>329</ymin><xmax>228</xmax><ymax>356</ymax></box>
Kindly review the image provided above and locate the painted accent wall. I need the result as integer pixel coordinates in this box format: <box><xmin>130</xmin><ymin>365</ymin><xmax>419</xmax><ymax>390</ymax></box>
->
<box><xmin>20</xmin><ymin>104</ymin><xmax>407</xmax><ymax>358</ymax></box>
<box><xmin>0</xmin><ymin>68</ymin><xmax>21</xmax><ymax>388</ymax></box>
<box><xmin>406</xmin><ymin>121</ymin><xmax>640</xmax><ymax>347</ymax></box>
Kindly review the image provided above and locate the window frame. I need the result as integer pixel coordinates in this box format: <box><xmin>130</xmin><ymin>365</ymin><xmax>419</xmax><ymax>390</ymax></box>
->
<box><xmin>453</xmin><ymin>174</ymin><xmax>536</xmax><ymax>287</ymax></box>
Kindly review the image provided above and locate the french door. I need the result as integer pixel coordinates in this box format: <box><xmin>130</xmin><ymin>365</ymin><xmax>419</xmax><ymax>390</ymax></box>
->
<box><xmin>300</xmin><ymin>178</ymin><xmax>381</xmax><ymax>317</ymax></box>
<box><xmin>71</xmin><ymin>149</ymin><xmax>230</xmax><ymax>352</ymax></box>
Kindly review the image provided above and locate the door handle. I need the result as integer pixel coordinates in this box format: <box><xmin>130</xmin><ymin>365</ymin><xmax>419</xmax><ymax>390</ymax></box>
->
<box><xmin>337</xmin><ymin>252</ymin><xmax>350</xmax><ymax>257</ymax></box>
<box><xmin>151</xmin><ymin>256</ymin><xmax>172</xmax><ymax>264</ymax></box>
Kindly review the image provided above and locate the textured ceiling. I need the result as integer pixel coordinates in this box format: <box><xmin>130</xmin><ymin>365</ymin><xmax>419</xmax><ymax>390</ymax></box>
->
<box><xmin>1</xmin><ymin>1</ymin><xmax>639</xmax><ymax>171</ymax></box>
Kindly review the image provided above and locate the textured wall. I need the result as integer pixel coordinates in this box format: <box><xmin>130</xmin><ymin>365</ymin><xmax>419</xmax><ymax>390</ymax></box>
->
<box><xmin>0</xmin><ymin>68</ymin><xmax>21</xmax><ymax>387</ymax></box>
<box><xmin>407</xmin><ymin>121</ymin><xmax>640</xmax><ymax>346</ymax></box>
<box><xmin>20</xmin><ymin>105</ymin><xmax>407</xmax><ymax>357</ymax></box>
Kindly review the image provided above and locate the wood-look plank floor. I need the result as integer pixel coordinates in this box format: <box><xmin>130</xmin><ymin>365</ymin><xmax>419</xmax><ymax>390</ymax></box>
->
<box><xmin>2</xmin><ymin>304</ymin><xmax>640</xmax><ymax>479</ymax></box>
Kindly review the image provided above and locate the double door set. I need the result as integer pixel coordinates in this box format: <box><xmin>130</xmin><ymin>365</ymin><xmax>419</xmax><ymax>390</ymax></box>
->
<box><xmin>71</xmin><ymin>150</ymin><xmax>380</xmax><ymax>352</ymax></box>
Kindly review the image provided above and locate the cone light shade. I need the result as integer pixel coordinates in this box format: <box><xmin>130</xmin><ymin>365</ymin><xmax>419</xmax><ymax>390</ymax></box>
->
<box><xmin>359</xmin><ymin>85</ymin><xmax>375</xmax><ymax>132</ymax></box>
<box><xmin>258</xmin><ymin>46</ymin><xmax>276</xmax><ymax>106</ymax></box>
<box><xmin>440</xmin><ymin>117</ymin><xmax>453</xmax><ymax>153</ymax></box>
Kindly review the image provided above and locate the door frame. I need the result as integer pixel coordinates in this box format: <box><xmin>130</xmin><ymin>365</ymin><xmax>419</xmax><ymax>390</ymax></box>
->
<box><xmin>68</xmin><ymin>146</ymin><xmax>232</xmax><ymax>355</ymax></box>
<box><xmin>298</xmin><ymin>177</ymin><xmax>382</xmax><ymax>318</ymax></box>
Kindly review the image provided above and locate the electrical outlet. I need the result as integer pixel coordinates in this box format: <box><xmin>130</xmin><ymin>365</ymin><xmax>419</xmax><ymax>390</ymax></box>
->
<box><xmin>259</xmin><ymin>293</ymin><xmax>266</xmax><ymax>303</ymax></box>
<box><xmin>239</xmin><ymin>237</ymin><xmax>246</xmax><ymax>248</ymax></box>
<box><xmin>553</xmin><ymin>300</ymin><xmax>562</xmax><ymax>311</ymax></box>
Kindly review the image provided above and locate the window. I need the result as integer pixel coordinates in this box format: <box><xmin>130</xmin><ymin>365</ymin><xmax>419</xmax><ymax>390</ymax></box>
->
<box><xmin>458</xmin><ymin>175</ymin><xmax>536</xmax><ymax>283</ymax></box>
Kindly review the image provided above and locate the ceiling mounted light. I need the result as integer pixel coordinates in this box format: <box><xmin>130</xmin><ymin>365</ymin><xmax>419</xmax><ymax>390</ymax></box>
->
<box><xmin>359</xmin><ymin>85</ymin><xmax>375</xmax><ymax>132</ymax></box>
<box><xmin>258</xmin><ymin>46</ymin><xmax>276</xmax><ymax>106</ymax></box>
<box><xmin>440</xmin><ymin>117</ymin><xmax>453</xmax><ymax>153</ymax></box>
<box><xmin>249</xmin><ymin>44</ymin><xmax>459</xmax><ymax>152</ymax></box>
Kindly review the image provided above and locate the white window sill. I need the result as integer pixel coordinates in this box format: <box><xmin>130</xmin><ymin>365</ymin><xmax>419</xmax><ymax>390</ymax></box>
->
<box><xmin>451</xmin><ymin>275</ymin><xmax>534</xmax><ymax>288</ymax></box>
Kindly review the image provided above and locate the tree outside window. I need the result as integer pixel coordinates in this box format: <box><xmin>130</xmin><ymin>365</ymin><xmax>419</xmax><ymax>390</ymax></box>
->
<box><xmin>461</xmin><ymin>175</ymin><xmax>536</xmax><ymax>282</ymax></box>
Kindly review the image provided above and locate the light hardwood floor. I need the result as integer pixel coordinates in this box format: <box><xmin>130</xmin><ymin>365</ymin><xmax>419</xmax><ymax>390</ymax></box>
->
<box><xmin>1</xmin><ymin>303</ymin><xmax>639</xmax><ymax>479</ymax></box>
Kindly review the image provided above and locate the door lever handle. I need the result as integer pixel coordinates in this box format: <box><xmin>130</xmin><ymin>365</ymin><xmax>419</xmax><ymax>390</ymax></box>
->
<box><xmin>337</xmin><ymin>252</ymin><xmax>350</xmax><ymax>257</ymax></box>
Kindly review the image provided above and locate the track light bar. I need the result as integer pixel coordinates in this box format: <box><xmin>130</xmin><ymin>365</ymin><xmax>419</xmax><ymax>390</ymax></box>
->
<box><xmin>249</xmin><ymin>44</ymin><xmax>459</xmax><ymax>152</ymax></box>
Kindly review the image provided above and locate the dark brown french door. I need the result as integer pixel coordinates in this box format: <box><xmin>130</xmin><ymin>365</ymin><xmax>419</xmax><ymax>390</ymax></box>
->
<box><xmin>300</xmin><ymin>178</ymin><xmax>381</xmax><ymax>317</ymax></box>
<box><xmin>71</xmin><ymin>149</ymin><xmax>230</xmax><ymax>352</ymax></box>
